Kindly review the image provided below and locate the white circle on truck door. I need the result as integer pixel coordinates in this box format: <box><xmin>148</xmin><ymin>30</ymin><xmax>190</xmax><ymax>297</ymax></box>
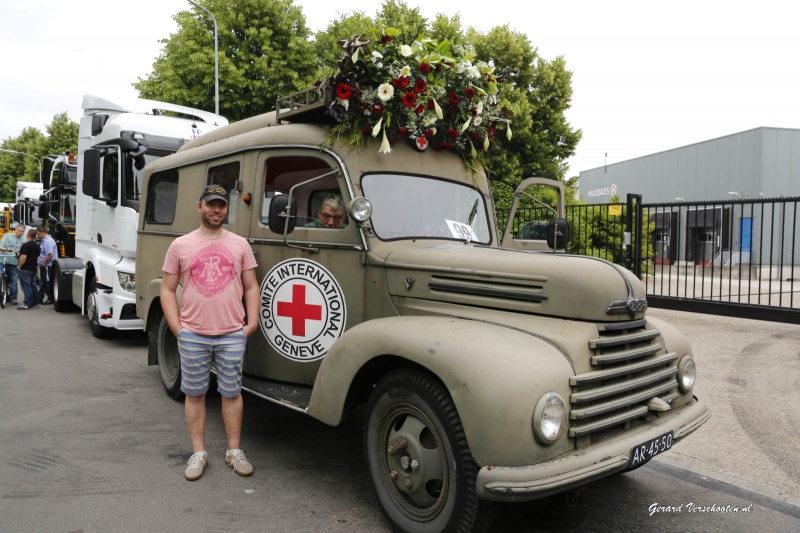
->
<box><xmin>258</xmin><ymin>258</ymin><xmax>347</xmax><ymax>362</ymax></box>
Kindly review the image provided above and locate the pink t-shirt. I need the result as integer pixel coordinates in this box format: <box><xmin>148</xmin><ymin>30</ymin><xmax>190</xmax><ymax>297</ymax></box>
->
<box><xmin>162</xmin><ymin>229</ymin><xmax>258</xmax><ymax>335</ymax></box>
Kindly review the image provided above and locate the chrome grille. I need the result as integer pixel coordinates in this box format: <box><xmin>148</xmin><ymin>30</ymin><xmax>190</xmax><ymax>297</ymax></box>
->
<box><xmin>569</xmin><ymin>319</ymin><xmax>679</xmax><ymax>438</ymax></box>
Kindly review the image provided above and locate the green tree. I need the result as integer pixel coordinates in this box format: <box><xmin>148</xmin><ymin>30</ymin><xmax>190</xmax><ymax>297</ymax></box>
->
<box><xmin>0</xmin><ymin>114</ymin><xmax>78</xmax><ymax>201</ymax></box>
<box><xmin>134</xmin><ymin>0</ymin><xmax>317</xmax><ymax>121</ymax></box>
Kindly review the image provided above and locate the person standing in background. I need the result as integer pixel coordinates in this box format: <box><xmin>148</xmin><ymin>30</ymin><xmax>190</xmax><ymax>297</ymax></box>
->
<box><xmin>0</xmin><ymin>224</ymin><xmax>25</xmax><ymax>305</ymax></box>
<box><xmin>36</xmin><ymin>226</ymin><xmax>56</xmax><ymax>305</ymax></box>
<box><xmin>16</xmin><ymin>229</ymin><xmax>40</xmax><ymax>310</ymax></box>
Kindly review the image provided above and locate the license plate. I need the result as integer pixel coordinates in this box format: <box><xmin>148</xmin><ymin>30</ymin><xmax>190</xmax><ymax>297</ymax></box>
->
<box><xmin>630</xmin><ymin>431</ymin><xmax>673</xmax><ymax>468</ymax></box>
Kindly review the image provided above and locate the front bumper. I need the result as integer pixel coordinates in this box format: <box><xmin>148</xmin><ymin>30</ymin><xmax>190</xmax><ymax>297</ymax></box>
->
<box><xmin>476</xmin><ymin>397</ymin><xmax>710</xmax><ymax>502</ymax></box>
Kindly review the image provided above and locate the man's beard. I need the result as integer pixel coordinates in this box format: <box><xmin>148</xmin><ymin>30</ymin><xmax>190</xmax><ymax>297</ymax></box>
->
<box><xmin>201</xmin><ymin>213</ymin><xmax>224</xmax><ymax>229</ymax></box>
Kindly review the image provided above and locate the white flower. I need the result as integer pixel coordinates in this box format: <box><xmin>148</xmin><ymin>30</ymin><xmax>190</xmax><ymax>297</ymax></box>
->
<box><xmin>467</xmin><ymin>65</ymin><xmax>480</xmax><ymax>79</ymax></box>
<box><xmin>433</xmin><ymin>98</ymin><xmax>443</xmax><ymax>119</ymax></box>
<box><xmin>377</xmin><ymin>83</ymin><xmax>394</xmax><ymax>101</ymax></box>
<box><xmin>372</xmin><ymin>51</ymin><xmax>383</xmax><ymax>59</ymax></box>
<box><xmin>475</xmin><ymin>101</ymin><xmax>484</xmax><ymax>115</ymax></box>
<box><xmin>473</xmin><ymin>116</ymin><xmax>482</xmax><ymax>127</ymax></box>
<box><xmin>460</xmin><ymin>117</ymin><xmax>472</xmax><ymax>133</ymax></box>
<box><xmin>506</xmin><ymin>123</ymin><xmax>512</xmax><ymax>141</ymax></box>
<box><xmin>400</xmin><ymin>45</ymin><xmax>413</xmax><ymax>57</ymax></box>
<box><xmin>379</xmin><ymin>130</ymin><xmax>392</xmax><ymax>154</ymax></box>
<box><xmin>372</xmin><ymin>117</ymin><xmax>383</xmax><ymax>137</ymax></box>
<box><xmin>400</xmin><ymin>65</ymin><xmax>411</xmax><ymax>77</ymax></box>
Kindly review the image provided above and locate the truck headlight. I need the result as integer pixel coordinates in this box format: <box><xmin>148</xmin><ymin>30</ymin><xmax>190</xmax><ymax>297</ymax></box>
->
<box><xmin>677</xmin><ymin>356</ymin><xmax>696</xmax><ymax>393</ymax></box>
<box><xmin>117</xmin><ymin>272</ymin><xmax>136</xmax><ymax>294</ymax></box>
<box><xmin>533</xmin><ymin>392</ymin><xmax>566</xmax><ymax>445</ymax></box>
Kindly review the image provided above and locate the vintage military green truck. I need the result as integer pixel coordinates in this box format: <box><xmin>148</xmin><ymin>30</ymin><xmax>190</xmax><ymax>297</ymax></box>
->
<box><xmin>135</xmin><ymin>90</ymin><xmax>709</xmax><ymax>533</ymax></box>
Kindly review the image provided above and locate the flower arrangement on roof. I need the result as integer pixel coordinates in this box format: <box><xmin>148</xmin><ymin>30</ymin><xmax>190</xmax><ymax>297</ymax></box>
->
<box><xmin>323</xmin><ymin>27</ymin><xmax>513</xmax><ymax>171</ymax></box>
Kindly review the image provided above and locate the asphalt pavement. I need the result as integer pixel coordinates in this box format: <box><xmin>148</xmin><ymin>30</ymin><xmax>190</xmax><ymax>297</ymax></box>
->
<box><xmin>0</xmin><ymin>303</ymin><xmax>798</xmax><ymax>532</ymax></box>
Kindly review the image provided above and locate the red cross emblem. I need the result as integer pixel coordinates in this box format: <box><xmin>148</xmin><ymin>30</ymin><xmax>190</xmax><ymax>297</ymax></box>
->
<box><xmin>277</xmin><ymin>284</ymin><xmax>322</xmax><ymax>337</ymax></box>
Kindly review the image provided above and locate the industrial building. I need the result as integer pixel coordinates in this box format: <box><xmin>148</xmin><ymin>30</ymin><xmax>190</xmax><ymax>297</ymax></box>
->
<box><xmin>577</xmin><ymin>127</ymin><xmax>800</xmax><ymax>270</ymax></box>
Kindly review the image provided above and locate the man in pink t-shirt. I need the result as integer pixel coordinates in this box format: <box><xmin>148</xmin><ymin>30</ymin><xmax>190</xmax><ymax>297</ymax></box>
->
<box><xmin>161</xmin><ymin>184</ymin><xmax>259</xmax><ymax>481</ymax></box>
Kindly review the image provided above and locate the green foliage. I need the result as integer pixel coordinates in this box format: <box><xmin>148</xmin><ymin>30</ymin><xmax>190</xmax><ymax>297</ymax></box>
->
<box><xmin>134</xmin><ymin>0</ymin><xmax>317</xmax><ymax>121</ymax></box>
<box><xmin>0</xmin><ymin>113</ymin><xmax>78</xmax><ymax>202</ymax></box>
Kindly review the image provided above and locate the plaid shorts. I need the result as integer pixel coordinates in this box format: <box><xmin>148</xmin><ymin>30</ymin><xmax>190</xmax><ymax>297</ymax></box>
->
<box><xmin>177</xmin><ymin>328</ymin><xmax>247</xmax><ymax>398</ymax></box>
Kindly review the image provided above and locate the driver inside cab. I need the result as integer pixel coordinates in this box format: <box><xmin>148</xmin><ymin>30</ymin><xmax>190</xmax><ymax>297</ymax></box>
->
<box><xmin>305</xmin><ymin>194</ymin><xmax>347</xmax><ymax>229</ymax></box>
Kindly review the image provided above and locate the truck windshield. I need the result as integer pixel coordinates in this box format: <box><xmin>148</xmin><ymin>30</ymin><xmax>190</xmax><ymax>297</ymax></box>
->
<box><xmin>361</xmin><ymin>173</ymin><xmax>491</xmax><ymax>244</ymax></box>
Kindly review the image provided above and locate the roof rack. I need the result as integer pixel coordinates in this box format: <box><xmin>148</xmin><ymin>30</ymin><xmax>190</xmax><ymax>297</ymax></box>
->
<box><xmin>275</xmin><ymin>85</ymin><xmax>334</xmax><ymax>124</ymax></box>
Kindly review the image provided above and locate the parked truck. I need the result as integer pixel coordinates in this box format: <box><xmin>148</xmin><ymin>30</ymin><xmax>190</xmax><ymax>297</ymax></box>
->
<box><xmin>52</xmin><ymin>95</ymin><xmax>227</xmax><ymax>335</ymax></box>
<box><xmin>134</xmin><ymin>87</ymin><xmax>709</xmax><ymax>532</ymax></box>
<box><xmin>13</xmin><ymin>181</ymin><xmax>44</xmax><ymax>228</ymax></box>
<box><xmin>39</xmin><ymin>152</ymin><xmax>78</xmax><ymax>267</ymax></box>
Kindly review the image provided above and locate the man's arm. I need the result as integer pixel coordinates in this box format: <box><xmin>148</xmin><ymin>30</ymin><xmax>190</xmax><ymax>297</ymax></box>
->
<box><xmin>17</xmin><ymin>253</ymin><xmax>27</xmax><ymax>268</ymax></box>
<box><xmin>160</xmin><ymin>271</ymin><xmax>182</xmax><ymax>336</ymax></box>
<box><xmin>242</xmin><ymin>268</ymin><xmax>260</xmax><ymax>338</ymax></box>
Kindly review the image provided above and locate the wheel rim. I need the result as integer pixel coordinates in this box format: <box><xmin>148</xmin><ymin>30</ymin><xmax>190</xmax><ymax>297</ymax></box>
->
<box><xmin>377</xmin><ymin>403</ymin><xmax>449</xmax><ymax>522</ymax></box>
<box><xmin>87</xmin><ymin>292</ymin><xmax>98</xmax><ymax>323</ymax></box>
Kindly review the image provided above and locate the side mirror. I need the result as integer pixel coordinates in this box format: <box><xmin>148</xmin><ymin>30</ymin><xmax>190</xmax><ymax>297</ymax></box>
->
<box><xmin>38</xmin><ymin>203</ymin><xmax>49</xmax><ymax>220</ymax></box>
<box><xmin>267</xmin><ymin>195</ymin><xmax>297</xmax><ymax>234</ymax></box>
<box><xmin>547</xmin><ymin>218</ymin><xmax>569</xmax><ymax>251</ymax></box>
<box><xmin>83</xmin><ymin>149</ymin><xmax>102</xmax><ymax>198</ymax></box>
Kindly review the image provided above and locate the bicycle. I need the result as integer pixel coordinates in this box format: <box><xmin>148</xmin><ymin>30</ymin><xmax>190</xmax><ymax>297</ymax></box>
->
<box><xmin>0</xmin><ymin>256</ymin><xmax>11</xmax><ymax>309</ymax></box>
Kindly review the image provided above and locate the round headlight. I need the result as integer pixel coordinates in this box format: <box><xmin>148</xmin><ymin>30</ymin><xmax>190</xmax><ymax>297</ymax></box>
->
<box><xmin>533</xmin><ymin>392</ymin><xmax>566</xmax><ymax>445</ymax></box>
<box><xmin>348</xmin><ymin>197</ymin><xmax>372</xmax><ymax>223</ymax></box>
<box><xmin>677</xmin><ymin>355</ymin><xmax>696</xmax><ymax>393</ymax></box>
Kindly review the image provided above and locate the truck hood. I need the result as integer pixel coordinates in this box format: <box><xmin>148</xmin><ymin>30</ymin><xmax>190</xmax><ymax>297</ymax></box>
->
<box><xmin>382</xmin><ymin>243</ymin><xmax>647</xmax><ymax>323</ymax></box>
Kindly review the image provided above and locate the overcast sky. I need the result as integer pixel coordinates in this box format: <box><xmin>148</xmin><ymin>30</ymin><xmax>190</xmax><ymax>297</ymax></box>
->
<box><xmin>1</xmin><ymin>0</ymin><xmax>798</xmax><ymax>177</ymax></box>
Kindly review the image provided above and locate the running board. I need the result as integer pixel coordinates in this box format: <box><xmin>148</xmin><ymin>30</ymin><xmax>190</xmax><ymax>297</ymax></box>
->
<box><xmin>240</xmin><ymin>374</ymin><xmax>312</xmax><ymax>414</ymax></box>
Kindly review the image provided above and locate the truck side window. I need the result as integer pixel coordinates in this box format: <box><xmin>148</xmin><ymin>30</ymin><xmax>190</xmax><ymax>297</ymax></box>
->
<box><xmin>101</xmin><ymin>151</ymin><xmax>119</xmax><ymax>202</ymax></box>
<box><xmin>260</xmin><ymin>156</ymin><xmax>336</xmax><ymax>227</ymax></box>
<box><xmin>145</xmin><ymin>169</ymin><xmax>179</xmax><ymax>224</ymax></box>
<box><xmin>207</xmin><ymin>161</ymin><xmax>240</xmax><ymax>224</ymax></box>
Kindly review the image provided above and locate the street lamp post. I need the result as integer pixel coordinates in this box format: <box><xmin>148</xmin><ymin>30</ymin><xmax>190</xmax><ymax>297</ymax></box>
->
<box><xmin>187</xmin><ymin>0</ymin><xmax>219</xmax><ymax>116</ymax></box>
<box><xmin>0</xmin><ymin>148</ymin><xmax>42</xmax><ymax>183</ymax></box>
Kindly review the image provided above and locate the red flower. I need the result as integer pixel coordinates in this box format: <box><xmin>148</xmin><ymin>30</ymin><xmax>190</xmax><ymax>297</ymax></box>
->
<box><xmin>415</xmin><ymin>104</ymin><xmax>424</xmax><ymax>114</ymax></box>
<box><xmin>447</xmin><ymin>128</ymin><xmax>458</xmax><ymax>140</ymax></box>
<box><xmin>435</xmin><ymin>64</ymin><xmax>443</xmax><ymax>72</ymax></box>
<box><xmin>439</xmin><ymin>142</ymin><xmax>453</xmax><ymax>150</ymax></box>
<box><xmin>372</xmin><ymin>102</ymin><xmax>384</xmax><ymax>115</ymax></box>
<box><xmin>402</xmin><ymin>92</ymin><xmax>417</xmax><ymax>107</ymax></box>
<box><xmin>470</xmin><ymin>133</ymin><xmax>482</xmax><ymax>142</ymax></box>
<box><xmin>399</xmin><ymin>127</ymin><xmax>408</xmax><ymax>136</ymax></box>
<box><xmin>465</xmin><ymin>87</ymin><xmax>476</xmax><ymax>100</ymax></box>
<box><xmin>335</xmin><ymin>83</ymin><xmax>352</xmax><ymax>100</ymax></box>
<box><xmin>414</xmin><ymin>79</ymin><xmax>427</xmax><ymax>94</ymax></box>
<box><xmin>381</xmin><ymin>35</ymin><xmax>392</xmax><ymax>44</ymax></box>
<box><xmin>448</xmin><ymin>91</ymin><xmax>460</xmax><ymax>105</ymax></box>
<box><xmin>419</xmin><ymin>62</ymin><xmax>431</xmax><ymax>74</ymax></box>
<box><xmin>471</xmin><ymin>107</ymin><xmax>478</xmax><ymax>116</ymax></box>
<box><xmin>398</xmin><ymin>77</ymin><xmax>410</xmax><ymax>89</ymax></box>
<box><xmin>424</xmin><ymin>129</ymin><xmax>435</xmax><ymax>140</ymax></box>
<box><xmin>427</xmin><ymin>98</ymin><xmax>435</xmax><ymax>110</ymax></box>
<box><xmin>361</xmin><ymin>125</ymin><xmax>373</xmax><ymax>136</ymax></box>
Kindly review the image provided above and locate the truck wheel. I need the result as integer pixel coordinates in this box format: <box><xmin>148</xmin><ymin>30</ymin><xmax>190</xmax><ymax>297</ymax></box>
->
<box><xmin>53</xmin><ymin>264</ymin><xmax>76</xmax><ymax>312</ymax></box>
<box><xmin>364</xmin><ymin>369</ymin><xmax>495</xmax><ymax>533</ymax></box>
<box><xmin>87</xmin><ymin>280</ymin><xmax>111</xmax><ymax>339</ymax></box>
<box><xmin>157</xmin><ymin>315</ymin><xmax>184</xmax><ymax>400</ymax></box>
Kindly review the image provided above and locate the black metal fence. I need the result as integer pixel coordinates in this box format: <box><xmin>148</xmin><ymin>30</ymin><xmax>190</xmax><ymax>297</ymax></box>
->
<box><xmin>498</xmin><ymin>195</ymin><xmax>800</xmax><ymax>323</ymax></box>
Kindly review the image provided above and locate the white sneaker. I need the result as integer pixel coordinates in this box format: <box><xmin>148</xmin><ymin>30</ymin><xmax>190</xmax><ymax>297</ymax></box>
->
<box><xmin>185</xmin><ymin>452</ymin><xmax>208</xmax><ymax>481</ymax></box>
<box><xmin>225</xmin><ymin>449</ymin><xmax>253</xmax><ymax>477</ymax></box>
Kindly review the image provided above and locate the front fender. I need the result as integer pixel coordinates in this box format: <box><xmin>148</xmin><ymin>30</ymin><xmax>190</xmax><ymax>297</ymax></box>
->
<box><xmin>307</xmin><ymin>315</ymin><xmax>577</xmax><ymax>467</ymax></box>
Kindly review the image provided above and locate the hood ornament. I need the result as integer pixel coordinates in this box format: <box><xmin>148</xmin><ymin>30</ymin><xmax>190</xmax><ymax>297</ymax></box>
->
<box><xmin>606</xmin><ymin>297</ymin><xmax>648</xmax><ymax>318</ymax></box>
<box><xmin>404</xmin><ymin>278</ymin><xmax>415</xmax><ymax>290</ymax></box>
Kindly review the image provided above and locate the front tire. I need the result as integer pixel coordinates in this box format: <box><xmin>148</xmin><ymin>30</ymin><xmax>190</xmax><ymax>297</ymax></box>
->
<box><xmin>87</xmin><ymin>281</ymin><xmax>111</xmax><ymax>339</ymax></box>
<box><xmin>364</xmin><ymin>369</ymin><xmax>495</xmax><ymax>533</ymax></box>
<box><xmin>157</xmin><ymin>315</ymin><xmax>184</xmax><ymax>400</ymax></box>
